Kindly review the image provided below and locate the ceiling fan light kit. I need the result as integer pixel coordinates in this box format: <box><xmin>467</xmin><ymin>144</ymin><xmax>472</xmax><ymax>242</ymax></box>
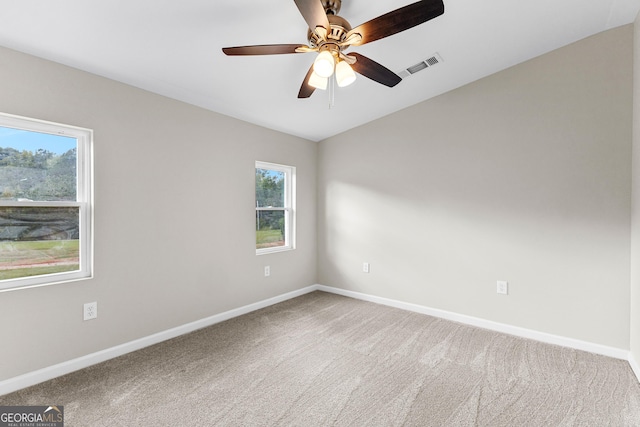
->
<box><xmin>223</xmin><ymin>0</ymin><xmax>445</xmax><ymax>99</ymax></box>
<box><xmin>308</xmin><ymin>71</ymin><xmax>328</xmax><ymax>90</ymax></box>
<box><xmin>335</xmin><ymin>60</ymin><xmax>356</xmax><ymax>87</ymax></box>
<box><xmin>313</xmin><ymin>49</ymin><xmax>336</xmax><ymax>78</ymax></box>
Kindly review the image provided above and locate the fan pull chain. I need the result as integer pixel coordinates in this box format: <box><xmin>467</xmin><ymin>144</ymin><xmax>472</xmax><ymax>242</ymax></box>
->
<box><xmin>329</xmin><ymin>75</ymin><xmax>335</xmax><ymax>109</ymax></box>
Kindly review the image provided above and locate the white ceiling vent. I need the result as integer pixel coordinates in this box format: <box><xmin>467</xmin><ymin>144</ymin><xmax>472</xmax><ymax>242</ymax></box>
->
<box><xmin>397</xmin><ymin>53</ymin><xmax>443</xmax><ymax>79</ymax></box>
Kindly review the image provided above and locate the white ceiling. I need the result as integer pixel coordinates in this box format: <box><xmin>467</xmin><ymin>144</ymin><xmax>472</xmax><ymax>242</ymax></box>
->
<box><xmin>0</xmin><ymin>0</ymin><xmax>639</xmax><ymax>141</ymax></box>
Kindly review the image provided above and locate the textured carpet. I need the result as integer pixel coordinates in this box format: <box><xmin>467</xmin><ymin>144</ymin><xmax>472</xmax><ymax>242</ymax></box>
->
<box><xmin>2</xmin><ymin>291</ymin><xmax>640</xmax><ymax>426</ymax></box>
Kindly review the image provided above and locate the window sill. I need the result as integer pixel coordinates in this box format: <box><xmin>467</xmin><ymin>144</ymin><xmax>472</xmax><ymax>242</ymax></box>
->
<box><xmin>256</xmin><ymin>246</ymin><xmax>294</xmax><ymax>256</ymax></box>
<box><xmin>0</xmin><ymin>274</ymin><xmax>93</xmax><ymax>293</ymax></box>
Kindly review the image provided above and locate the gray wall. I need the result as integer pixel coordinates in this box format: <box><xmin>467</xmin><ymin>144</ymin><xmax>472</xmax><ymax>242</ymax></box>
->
<box><xmin>318</xmin><ymin>25</ymin><xmax>633</xmax><ymax>349</ymax></box>
<box><xmin>0</xmin><ymin>46</ymin><xmax>317</xmax><ymax>380</ymax></box>
<box><xmin>631</xmin><ymin>14</ymin><xmax>640</xmax><ymax>366</ymax></box>
<box><xmin>0</xmin><ymin>23</ymin><xmax>635</xmax><ymax>383</ymax></box>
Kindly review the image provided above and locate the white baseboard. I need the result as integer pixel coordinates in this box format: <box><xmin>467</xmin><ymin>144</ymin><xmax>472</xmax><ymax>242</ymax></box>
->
<box><xmin>315</xmin><ymin>284</ymin><xmax>630</xmax><ymax>361</ymax></box>
<box><xmin>630</xmin><ymin>353</ymin><xmax>640</xmax><ymax>384</ymax></box>
<box><xmin>0</xmin><ymin>285</ymin><xmax>318</xmax><ymax>397</ymax></box>
<box><xmin>3</xmin><ymin>283</ymin><xmax>636</xmax><ymax>396</ymax></box>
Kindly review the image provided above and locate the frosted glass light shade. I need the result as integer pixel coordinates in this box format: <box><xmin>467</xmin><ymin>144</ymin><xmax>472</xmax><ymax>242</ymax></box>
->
<box><xmin>313</xmin><ymin>50</ymin><xmax>335</xmax><ymax>78</ymax></box>
<box><xmin>308</xmin><ymin>71</ymin><xmax>328</xmax><ymax>90</ymax></box>
<box><xmin>335</xmin><ymin>61</ymin><xmax>356</xmax><ymax>87</ymax></box>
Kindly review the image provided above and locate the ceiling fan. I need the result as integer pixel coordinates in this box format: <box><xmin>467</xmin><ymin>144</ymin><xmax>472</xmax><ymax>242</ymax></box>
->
<box><xmin>222</xmin><ymin>0</ymin><xmax>445</xmax><ymax>98</ymax></box>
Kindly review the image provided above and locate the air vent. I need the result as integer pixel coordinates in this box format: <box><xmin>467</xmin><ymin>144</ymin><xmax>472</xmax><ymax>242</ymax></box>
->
<box><xmin>407</xmin><ymin>62</ymin><xmax>428</xmax><ymax>74</ymax></box>
<box><xmin>397</xmin><ymin>53</ymin><xmax>443</xmax><ymax>79</ymax></box>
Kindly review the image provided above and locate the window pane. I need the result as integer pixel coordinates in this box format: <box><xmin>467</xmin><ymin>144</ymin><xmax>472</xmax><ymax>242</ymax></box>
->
<box><xmin>256</xmin><ymin>210</ymin><xmax>285</xmax><ymax>249</ymax></box>
<box><xmin>255</xmin><ymin>168</ymin><xmax>284</xmax><ymax>208</ymax></box>
<box><xmin>0</xmin><ymin>207</ymin><xmax>80</xmax><ymax>280</ymax></box>
<box><xmin>0</xmin><ymin>126</ymin><xmax>77</xmax><ymax>201</ymax></box>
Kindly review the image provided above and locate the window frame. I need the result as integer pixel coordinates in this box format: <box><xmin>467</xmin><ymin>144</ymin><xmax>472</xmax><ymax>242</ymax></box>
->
<box><xmin>0</xmin><ymin>112</ymin><xmax>93</xmax><ymax>292</ymax></box>
<box><xmin>255</xmin><ymin>161</ymin><xmax>295</xmax><ymax>255</ymax></box>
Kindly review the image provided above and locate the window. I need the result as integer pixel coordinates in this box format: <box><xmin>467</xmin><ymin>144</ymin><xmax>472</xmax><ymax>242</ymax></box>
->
<box><xmin>255</xmin><ymin>161</ymin><xmax>295</xmax><ymax>254</ymax></box>
<box><xmin>0</xmin><ymin>113</ymin><xmax>92</xmax><ymax>291</ymax></box>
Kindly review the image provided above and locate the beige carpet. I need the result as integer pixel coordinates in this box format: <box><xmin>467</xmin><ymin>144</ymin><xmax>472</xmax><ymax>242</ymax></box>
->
<box><xmin>2</xmin><ymin>291</ymin><xmax>640</xmax><ymax>426</ymax></box>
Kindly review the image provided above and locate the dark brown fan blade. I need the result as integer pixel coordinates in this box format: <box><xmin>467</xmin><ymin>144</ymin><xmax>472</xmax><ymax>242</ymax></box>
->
<box><xmin>349</xmin><ymin>53</ymin><xmax>402</xmax><ymax>87</ymax></box>
<box><xmin>222</xmin><ymin>44</ymin><xmax>305</xmax><ymax>56</ymax></box>
<box><xmin>349</xmin><ymin>0</ymin><xmax>444</xmax><ymax>46</ymax></box>
<box><xmin>298</xmin><ymin>64</ymin><xmax>317</xmax><ymax>98</ymax></box>
<box><xmin>293</xmin><ymin>0</ymin><xmax>330</xmax><ymax>31</ymax></box>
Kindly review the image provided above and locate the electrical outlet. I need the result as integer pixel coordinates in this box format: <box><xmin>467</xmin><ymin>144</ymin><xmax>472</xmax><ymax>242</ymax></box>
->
<box><xmin>264</xmin><ymin>266</ymin><xmax>270</xmax><ymax>277</ymax></box>
<box><xmin>83</xmin><ymin>302</ymin><xmax>97</xmax><ymax>320</ymax></box>
<box><xmin>363</xmin><ymin>262</ymin><xmax>370</xmax><ymax>273</ymax></box>
<box><xmin>496</xmin><ymin>281</ymin><xmax>508</xmax><ymax>295</ymax></box>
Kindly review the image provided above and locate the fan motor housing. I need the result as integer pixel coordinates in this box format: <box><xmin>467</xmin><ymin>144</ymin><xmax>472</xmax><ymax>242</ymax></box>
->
<box><xmin>307</xmin><ymin>14</ymin><xmax>352</xmax><ymax>47</ymax></box>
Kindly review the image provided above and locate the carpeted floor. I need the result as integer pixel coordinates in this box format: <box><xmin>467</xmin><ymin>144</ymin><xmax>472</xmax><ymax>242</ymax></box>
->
<box><xmin>2</xmin><ymin>291</ymin><xmax>640</xmax><ymax>426</ymax></box>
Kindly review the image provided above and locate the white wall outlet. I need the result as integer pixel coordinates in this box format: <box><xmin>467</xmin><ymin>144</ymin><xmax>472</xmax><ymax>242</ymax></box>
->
<box><xmin>83</xmin><ymin>302</ymin><xmax>98</xmax><ymax>320</ymax></box>
<box><xmin>264</xmin><ymin>266</ymin><xmax>270</xmax><ymax>277</ymax></box>
<box><xmin>497</xmin><ymin>281</ymin><xmax>508</xmax><ymax>295</ymax></box>
<box><xmin>363</xmin><ymin>262</ymin><xmax>370</xmax><ymax>273</ymax></box>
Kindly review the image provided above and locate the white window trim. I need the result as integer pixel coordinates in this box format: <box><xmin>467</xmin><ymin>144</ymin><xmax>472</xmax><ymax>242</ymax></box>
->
<box><xmin>256</xmin><ymin>161</ymin><xmax>296</xmax><ymax>255</ymax></box>
<box><xmin>0</xmin><ymin>112</ymin><xmax>93</xmax><ymax>292</ymax></box>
